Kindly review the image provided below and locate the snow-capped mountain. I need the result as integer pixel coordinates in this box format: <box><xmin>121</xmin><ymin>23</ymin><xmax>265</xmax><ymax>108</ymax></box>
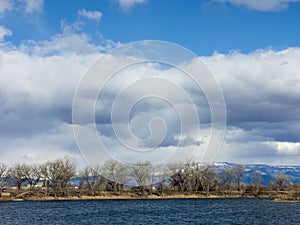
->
<box><xmin>212</xmin><ymin>162</ymin><xmax>300</xmax><ymax>185</ymax></box>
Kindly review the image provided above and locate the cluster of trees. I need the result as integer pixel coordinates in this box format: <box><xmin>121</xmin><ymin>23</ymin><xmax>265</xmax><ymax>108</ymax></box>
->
<box><xmin>78</xmin><ymin>161</ymin><xmax>245</xmax><ymax>196</ymax></box>
<box><xmin>79</xmin><ymin>161</ymin><xmax>154</xmax><ymax>195</ymax></box>
<box><xmin>0</xmin><ymin>158</ymin><xmax>296</xmax><ymax>198</ymax></box>
<box><xmin>0</xmin><ymin>157</ymin><xmax>76</xmax><ymax>197</ymax></box>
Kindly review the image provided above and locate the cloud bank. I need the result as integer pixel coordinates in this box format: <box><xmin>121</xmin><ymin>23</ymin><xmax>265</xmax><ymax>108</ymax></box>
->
<box><xmin>0</xmin><ymin>33</ymin><xmax>300</xmax><ymax>167</ymax></box>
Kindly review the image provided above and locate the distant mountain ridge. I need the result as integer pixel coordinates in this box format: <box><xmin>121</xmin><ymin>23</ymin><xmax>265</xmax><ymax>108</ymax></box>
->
<box><xmin>211</xmin><ymin>162</ymin><xmax>300</xmax><ymax>185</ymax></box>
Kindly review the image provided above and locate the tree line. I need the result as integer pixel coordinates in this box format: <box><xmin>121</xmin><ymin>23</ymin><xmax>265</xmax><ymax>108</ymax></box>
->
<box><xmin>0</xmin><ymin>157</ymin><xmax>297</xmax><ymax>198</ymax></box>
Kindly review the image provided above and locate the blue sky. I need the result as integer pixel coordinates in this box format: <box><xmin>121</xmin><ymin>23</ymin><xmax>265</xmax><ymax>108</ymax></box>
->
<box><xmin>0</xmin><ymin>0</ymin><xmax>300</xmax><ymax>168</ymax></box>
<box><xmin>1</xmin><ymin>0</ymin><xmax>300</xmax><ymax>55</ymax></box>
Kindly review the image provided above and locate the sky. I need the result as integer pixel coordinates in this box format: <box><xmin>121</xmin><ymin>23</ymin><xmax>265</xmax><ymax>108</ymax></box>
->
<box><xmin>0</xmin><ymin>0</ymin><xmax>300</xmax><ymax>168</ymax></box>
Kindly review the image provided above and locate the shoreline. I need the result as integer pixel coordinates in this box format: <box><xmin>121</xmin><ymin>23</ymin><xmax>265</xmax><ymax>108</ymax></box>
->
<box><xmin>26</xmin><ymin>194</ymin><xmax>247</xmax><ymax>201</ymax></box>
<box><xmin>1</xmin><ymin>194</ymin><xmax>299</xmax><ymax>202</ymax></box>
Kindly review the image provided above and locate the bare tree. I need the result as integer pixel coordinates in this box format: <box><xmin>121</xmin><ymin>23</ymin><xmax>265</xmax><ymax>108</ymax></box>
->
<box><xmin>8</xmin><ymin>163</ymin><xmax>31</xmax><ymax>191</ymax></box>
<box><xmin>213</xmin><ymin>173</ymin><xmax>222</xmax><ymax>193</ymax></box>
<box><xmin>40</xmin><ymin>162</ymin><xmax>51</xmax><ymax>196</ymax></box>
<box><xmin>130</xmin><ymin>161</ymin><xmax>153</xmax><ymax>194</ymax></box>
<box><xmin>91</xmin><ymin>164</ymin><xmax>107</xmax><ymax>194</ymax></box>
<box><xmin>80</xmin><ymin>165</ymin><xmax>107</xmax><ymax>196</ymax></box>
<box><xmin>102</xmin><ymin>160</ymin><xmax>130</xmax><ymax>193</ymax></box>
<box><xmin>42</xmin><ymin>157</ymin><xmax>76</xmax><ymax>197</ymax></box>
<box><xmin>220</xmin><ymin>167</ymin><xmax>235</xmax><ymax>193</ymax></box>
<box><xmin>0</xmin><ymin>163</ymin><xmax>8</xmax><ymax>187</ymax></box>
<box><xmin>26</xmin><ymin>165</ymin><xmax>42</xmax><ymax>190</ymax></box>
<box><xmin>271</xmin><ymin>173</ymin><xmax>291</xmax><ymax>192</ymax></box>
<box><xmin>114</xmin><ymin>163</ymin><xmax>130</xmax><ymax>193</ymax></box>
<box><xmin>102</xmin><ymin>160</ymin><xmax>118</xmax><ymax>191</ymax></box>
<box><xmin>182</xmin><ymin>163</ymin><xmax>194</xmax><ymax>192</ymax></box>
<box><xmin>191</xmin><ymin>162</ymin><xmax>203</xmax><ymax>192</ymax></box>
<box><xmin>234</xmin><ymin>164</ymin><xmax>245</xmax><ymax>191</ymax></box>
<box><xmin>43</xmin><ymin>160</ymin><xmax>60</xmax><ymax>197</ymax></box>
<box><xmin>252</xmin><ymin>171</ymin><xmax>263</xmax><ymax>192</ymax></box>
<box><xmin>79</xmin><ymin>166</ymin><xmax>93</xmax><ymax>196</ymax></box>
<box><xmin>201</xmin><ymin>166</ymin><xmax>216</xmax><ymax>195</ymax></box>
<box><xmin>0</xmin><ymin>163</ymin><xmax>7</xmax><ymax>177</ymax></box>
<box><xmin>167</xmin><ymin>161</ymin><xmax>185</xmax><ymax>192</ymax></box>
<box><xmin>154</xmin><ymin>164</ymin><xmax>170</xmax><ymax>195</ymax></box>
<box><xmin>62</xmin><ymin>157</ymin><xmax>76</xmax><ymax>196</ymax></box>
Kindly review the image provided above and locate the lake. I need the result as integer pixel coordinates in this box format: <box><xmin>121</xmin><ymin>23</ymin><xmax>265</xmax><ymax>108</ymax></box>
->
<box><xmin>0</xmin><ymin>198</ymin><xmax>299</xmax><ymax>224</ymax></box>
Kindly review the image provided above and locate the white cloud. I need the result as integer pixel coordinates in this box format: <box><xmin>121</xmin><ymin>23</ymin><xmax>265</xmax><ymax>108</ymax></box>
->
<box><xmin>0</xmin><ymin>0</ymin><xmax>13</xmax><ymax>15</ymax></box>
<box><xmin>0</xmin><ymin>0</ymin><xmax>44</xmax><ymax>15</ymax></box>
<box><xmin>0</xmin><ymin>23</ymin><xmax>121</xmax><ymax>166</ymax></box>
<box><xmin>60</xmin><ymin>19</ymin><xmax>84</xmax><ymax>34</ymax></box>
<box><xmin>0</xmin><ymin>46</ymin><xmax>100</xmax><ymax>167</ymax></box>
<box><xmin>0</xmin><ymin>25</ymin><xmax>12</xmax><ymax>41</ymax></box>
<box><xmin>276</xmin><ymin>142</ymin><xmax>300</xmax><ymax>155</ymax></box>
<box><xmin>201</xmin><ymin>48</ymin><xmax>300</xmax><ymax>165</ymax></box>
<box><xmin>0</xmin><ymin>31</ymin><xmax>300</xmax><ymax>166</ymax></box>
<box><xmin>115</xmin><ymin>0</ymin><xmax>146</xmax><ymax>11</ymax></box>
<box><xmin>203</xmin><ymin>48</ymin><xmax>300</xmax><ymax>112</ymax></box>
<box><xmin>215</xmin><ymin>0</ymin><xmax>300</xmax><ymax>11</ymax></box>
<box><xmin>218</xmin><ymin>141</ymin><xmax>300</xmax><ymax>165</ymax></box>
<box><xmin>78</xmin><ymin>9</ymin><xmax>102</xmax><ymax>22</ymax></box>
<box><xmin>23</xmin><ymin>0</ymin><xmax>44</xmax><ymax>14</ymax></box>
<box><xmin>20</xmin><ymin>20</ymin><xmax>119</xmax><ymax>55</ymax></box>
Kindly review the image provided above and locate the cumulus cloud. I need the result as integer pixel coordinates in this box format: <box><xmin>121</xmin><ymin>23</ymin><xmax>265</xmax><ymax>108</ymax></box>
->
<box><xmin>203</xmin><ymin>48</ymin><xmax>300</xmax><ymax>126</ymax></box>
<box><xmin>214</xmin><ymin>0</ymin><xmax>300</xmax><ymax>12</ymax></box>
<box><xmin>114</xmin><ymin>0</ymin><xmax>147</xmax><ymax>11</ymax></box>
<box><xmin>0</xmin><ymin>20</ymin><xmax>121</xmax><ymax>167</ymax></box>
<box><xmin>78</xmin><ymin>9</ymin><xmax>102</xmax><ymax>22</ymax></box>
<box><xmin>0</xmin><ymin>0</ymin><xmax>13</xmax><ymax>15</ymax></box>
<box><xmin>200</xmin><ymin>48</ymin><xmax>300</xmax><ymax>165</ymax></box>
<box><xmin>0</xmin><ymin>34</ymin><xmax>300</xmax><ymax>166</ymax></box>
<box><xmin>0</xmin><ymin>25</ymin><xmax>12</xmax><ymax>41</ymax></box>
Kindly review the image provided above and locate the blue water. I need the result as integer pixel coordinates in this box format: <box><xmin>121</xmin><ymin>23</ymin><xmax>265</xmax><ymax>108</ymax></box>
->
<box><xmin>0</xmin><ymin>198</ymin><xmax>299</xmax><ymax>225</ymax></box>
